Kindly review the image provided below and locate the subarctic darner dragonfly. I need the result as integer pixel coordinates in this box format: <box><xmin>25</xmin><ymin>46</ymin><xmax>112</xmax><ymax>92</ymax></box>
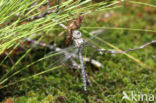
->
<box><xmin>44</xmin><ymin>30</ymin><xmax>102</xmax><ymax>94</ymax></box>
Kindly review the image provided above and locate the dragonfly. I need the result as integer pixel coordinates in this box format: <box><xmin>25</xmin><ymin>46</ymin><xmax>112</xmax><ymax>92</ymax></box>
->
<box><xmin>45</xmin><ymin>30</ymin><xmax>94</xmax><ymax>93</ymax></box>
<box><xmin>42</xmin><ymin>27</ymin><xmax>156</xmax><ymax>94</ymax></box>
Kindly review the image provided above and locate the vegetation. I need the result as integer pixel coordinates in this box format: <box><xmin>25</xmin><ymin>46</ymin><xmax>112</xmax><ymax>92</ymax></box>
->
<box><xmin>0</xmin><ymin>0</ymin><xmax>156</xmax><ymax>102</ymax></box>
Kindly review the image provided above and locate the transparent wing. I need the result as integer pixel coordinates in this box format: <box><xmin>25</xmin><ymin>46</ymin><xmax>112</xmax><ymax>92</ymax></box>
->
<box><xmin>44</xmin><ymin>45</ymin><xmax>79</xmax><ymax>69</ymax></box>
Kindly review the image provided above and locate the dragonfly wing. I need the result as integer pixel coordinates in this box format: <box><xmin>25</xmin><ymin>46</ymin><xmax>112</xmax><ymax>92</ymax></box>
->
<box><xmin>44</xmin><ymin>46</ymin><xmax>78</xmax><ymax>69</ymax></box>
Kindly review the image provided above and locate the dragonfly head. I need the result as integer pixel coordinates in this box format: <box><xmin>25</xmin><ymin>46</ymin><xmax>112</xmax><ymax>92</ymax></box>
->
<box><xmin>72</xmin><ymin>30</ymin><xmax>82</xmax><ymax>39</ymax></box>
<box><xmin>72</xmin><ymin>30</ymin><xmax>84</xmax><ymax>47</ymax></box>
